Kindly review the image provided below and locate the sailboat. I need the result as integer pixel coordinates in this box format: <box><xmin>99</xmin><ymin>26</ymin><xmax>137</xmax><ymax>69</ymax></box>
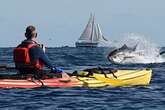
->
<box><xmin>75</xmin><ymin>14</ymin><xmax>109</xmax><ymax>47</ymax></box>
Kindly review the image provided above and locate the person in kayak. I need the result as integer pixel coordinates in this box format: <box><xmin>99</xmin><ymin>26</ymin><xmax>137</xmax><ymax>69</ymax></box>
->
<box><xmin>13</xmin><ymin>25</ymin><xmax>70</xmax><ymax>79</ymax></box>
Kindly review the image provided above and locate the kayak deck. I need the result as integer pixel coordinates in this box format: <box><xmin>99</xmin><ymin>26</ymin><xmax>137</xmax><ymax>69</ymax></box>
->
<box><xmin>92</xmin><ymin>69</ymin><xmax>152</xmax><ymax>87</ymax></box>
<box><xmin>0</xmin><ymin>69</ymin><xmax>152</xmax><ymax>88</ymax></box>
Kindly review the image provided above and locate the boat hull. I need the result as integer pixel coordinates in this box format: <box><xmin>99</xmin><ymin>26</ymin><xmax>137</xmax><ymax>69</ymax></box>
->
<box><xmin>0</xmin><ymin>69</ymin><xmax>152</xmax><ymax>88</ymax></box>
<box><xmin>75</xmin><ymin>42</ymin><xmax>98</xmax><ymax>47</ymax></box>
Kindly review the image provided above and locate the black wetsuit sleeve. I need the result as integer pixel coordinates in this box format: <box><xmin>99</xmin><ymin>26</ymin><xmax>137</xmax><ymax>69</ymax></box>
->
<box><xmin>29</xmin><ymin>47</ymin><xmax>54</xmax><ymax>69</ymax></box>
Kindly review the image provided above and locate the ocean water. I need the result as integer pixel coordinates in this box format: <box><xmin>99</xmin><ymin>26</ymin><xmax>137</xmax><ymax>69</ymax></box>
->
<box><xmin>0</xmin><ymin>47</ymin><xmax>165</xmax><ymax>110</ymax></box>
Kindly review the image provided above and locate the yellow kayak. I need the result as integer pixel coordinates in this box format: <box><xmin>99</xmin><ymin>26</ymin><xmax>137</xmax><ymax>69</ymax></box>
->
<box><xmin>0</xmin><ymin>66</ymin><xmax>152</xmax><ymax>88</ymax></box>
<box><xmin>76</xmin><ymin>68</ymin><xmax>152</xmax><ymax>87</ymax></box>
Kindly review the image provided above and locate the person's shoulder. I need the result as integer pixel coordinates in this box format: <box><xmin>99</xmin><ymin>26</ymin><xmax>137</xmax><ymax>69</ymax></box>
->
<box><xmin>29</xmin><ymin>46</ymin><xmax>41</xmax><ymax>55</ymax></box>
<box><xmin>30</xmin><ymin>44</ymin><xmax>40</xmax><ymax>49</ymax></box>
<box><xmin>16</xmin><ymin>41</ymin><xmax>26</xmax><ymax>48</ymax></box>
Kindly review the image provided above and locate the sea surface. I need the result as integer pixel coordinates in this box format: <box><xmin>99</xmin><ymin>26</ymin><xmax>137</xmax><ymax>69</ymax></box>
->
<box><xmin>0</xmin><ymin>47</ymin><xmax>165</xmax><ymax>110</ymax></box>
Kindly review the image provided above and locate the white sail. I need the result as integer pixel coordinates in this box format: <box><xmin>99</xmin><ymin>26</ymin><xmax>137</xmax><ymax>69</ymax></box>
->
<box><xmin>97</xmin><ymin>24</ymin><xmax>108</xmax><ymax>42</ymax></box>
<box><xmin>92</xmin><ymin>24</ymin><xmax>99</xmax><ymax>42</ymax></box>
<box><xmin>90</xmin><ymin>15</ymin><xmax>98</xmax><ymax>42</ymax></box>
<box><xmin>78</xmin><ymin>14</ymin><xmax>93</xmax><ymax>41</ymax></box>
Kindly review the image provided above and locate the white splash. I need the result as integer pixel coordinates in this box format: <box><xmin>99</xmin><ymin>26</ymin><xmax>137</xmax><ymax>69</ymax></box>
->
<box><xmin>111</xmin><ymin>33</ymin><xmax>165</xmax><ymax>64</ymax></box>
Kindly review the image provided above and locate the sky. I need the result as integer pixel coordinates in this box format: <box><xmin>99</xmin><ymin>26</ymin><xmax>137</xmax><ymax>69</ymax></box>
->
<box><xmin>0</xmin><ymin>0</ymin><xmax>165</xmax><ymax>47</ymax></box>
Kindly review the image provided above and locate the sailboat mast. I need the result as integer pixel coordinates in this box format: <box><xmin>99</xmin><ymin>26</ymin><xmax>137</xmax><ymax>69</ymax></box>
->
<box><xmin>90</xmin><ymin>15</ymin><xmax>95</xmax><ymax>42</ymax></box>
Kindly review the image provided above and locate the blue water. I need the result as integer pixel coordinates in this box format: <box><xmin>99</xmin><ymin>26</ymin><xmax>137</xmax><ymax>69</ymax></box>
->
<box><xmin>0</xmin><ymin>47</ymin><xmax>165</xmax><ymax>110</ymax></box>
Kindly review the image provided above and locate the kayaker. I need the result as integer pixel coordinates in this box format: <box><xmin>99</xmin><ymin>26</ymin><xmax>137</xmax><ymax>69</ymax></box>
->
<box><xmin>13</xmin><ymin>25</ymin><xmax>70</xmax><ymax>79</ymax></box>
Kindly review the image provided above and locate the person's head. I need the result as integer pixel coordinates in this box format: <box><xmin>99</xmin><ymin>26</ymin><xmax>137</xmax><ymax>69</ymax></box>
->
<box><xmin>25</xmin><ymin>25</ymin><xmax>37</xmax><ymax>39</ymax></box>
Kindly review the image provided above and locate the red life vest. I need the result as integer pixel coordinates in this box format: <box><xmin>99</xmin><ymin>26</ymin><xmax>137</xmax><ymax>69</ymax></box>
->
<box><xmin>13</xmin><ymin>43</ymin><xmax>44</xmax><ymax>70</ymax></box>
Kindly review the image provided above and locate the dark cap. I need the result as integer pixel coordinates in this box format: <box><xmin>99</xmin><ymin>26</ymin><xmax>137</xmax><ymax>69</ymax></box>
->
<box><xmin>26</xmin><ymin>25</ymin><xmax>36</xmax><ymax>34</ymax></box>
<box><xmin>25</xmin><ymin>25</ymin><xmax>36</xmax><ymax>39</ymax></box>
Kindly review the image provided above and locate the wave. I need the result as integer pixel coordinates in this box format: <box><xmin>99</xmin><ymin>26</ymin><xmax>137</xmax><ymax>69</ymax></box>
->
<box><xmin>111</xmin><ymin>33</ymin><xmax>165</xmax><ymax>64</ymax></box>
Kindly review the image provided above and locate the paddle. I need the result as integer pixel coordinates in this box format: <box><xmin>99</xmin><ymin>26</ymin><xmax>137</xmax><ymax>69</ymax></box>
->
<box><xmin>0</xmin><ymin>65</ymin><xmax>51</xmax><ymax>73</ymax></box>
<box><xmin>0</xmin><ymin>64</ymin><xmax>72</xmax><ymax>79</ymax></box>
<box><xmin>0</xmin><ymin>65</ymin><xmax>16</xmax><ymax>71</ymax></box>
